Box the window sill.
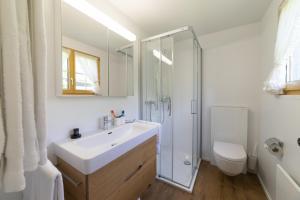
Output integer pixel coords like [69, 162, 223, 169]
[63, 90, 95, 96]
[283, 81, 300, 95]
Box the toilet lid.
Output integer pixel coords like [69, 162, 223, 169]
[214, 141, 246, 161]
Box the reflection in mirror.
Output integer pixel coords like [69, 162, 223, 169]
[121, 46, 134, 96]
[60, 0, 135, 96]
[108, 31, 133, 96]
[62, 47, 100, 95]
[61, 1, 108, 96]
[111, 44, 134, 96]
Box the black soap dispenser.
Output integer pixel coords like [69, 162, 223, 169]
[71, 128, 81, 139]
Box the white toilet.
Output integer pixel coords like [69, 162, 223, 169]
[213, 141, 247, 176]
[211, 106, 248, 176]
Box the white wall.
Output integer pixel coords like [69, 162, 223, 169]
[199, 23, 262, 161]
[258, 0, 300, 199]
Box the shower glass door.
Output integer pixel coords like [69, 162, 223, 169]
[142, 38, 173, 180]
[172, 32, 196, 187]
[159, 37, 174, 180]
[142, 28, 201, 189]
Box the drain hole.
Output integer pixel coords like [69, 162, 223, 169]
[111, 143, 118, 147]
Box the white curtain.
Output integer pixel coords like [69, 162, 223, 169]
[263, 0, 300, 94]
[0, 99, 5, 190]
[75, 52, 101, 94]
[0, 0, 48, 193]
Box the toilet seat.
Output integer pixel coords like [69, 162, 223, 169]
[213, 141, 246, 162]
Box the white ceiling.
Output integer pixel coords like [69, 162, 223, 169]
[107, 0, 272, 36]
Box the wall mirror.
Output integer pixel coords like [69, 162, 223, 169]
[58, 0, 135, 96]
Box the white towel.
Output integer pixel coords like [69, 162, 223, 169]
[23, 160, 64, 200]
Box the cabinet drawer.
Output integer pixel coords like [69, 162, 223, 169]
[88, 136, 157, 200]
[107, 157, 156, 200]
[57, 158, 87, 200]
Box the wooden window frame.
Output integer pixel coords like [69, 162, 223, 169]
[283, 50, 300, 95]
[284, 81, 300, 95]
[62, 47, 101, 95]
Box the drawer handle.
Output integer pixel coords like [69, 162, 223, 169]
[124, 163, 144, 182]
[62, 172, 82, 187]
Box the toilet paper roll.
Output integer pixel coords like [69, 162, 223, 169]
[264, 138, 283, 158]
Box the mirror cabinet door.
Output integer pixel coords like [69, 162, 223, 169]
[108, 30, 134, 97]
[59, 0, 134, 97]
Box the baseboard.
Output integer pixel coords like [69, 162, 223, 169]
[202, 156, 210, 162]
[257, 173, 272, 200]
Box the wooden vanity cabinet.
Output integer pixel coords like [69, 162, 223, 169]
[57, 136, 157, 200]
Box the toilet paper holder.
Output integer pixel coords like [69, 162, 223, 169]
[264, 138, 284, 158]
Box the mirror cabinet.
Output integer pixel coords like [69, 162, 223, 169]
[57, 1, 135, 97]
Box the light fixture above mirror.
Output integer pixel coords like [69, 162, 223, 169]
[63, 0, 137, 42]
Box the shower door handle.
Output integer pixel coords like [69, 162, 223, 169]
[191, 100, 197, 114]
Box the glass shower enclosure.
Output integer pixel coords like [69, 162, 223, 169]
[141, 26, 202, 191]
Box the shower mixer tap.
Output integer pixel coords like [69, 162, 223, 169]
[160, 96, 172, 116]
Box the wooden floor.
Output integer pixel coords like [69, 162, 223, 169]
[142, 161, 267, 200]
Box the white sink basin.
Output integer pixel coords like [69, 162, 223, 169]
[54, 121, 160, 174]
